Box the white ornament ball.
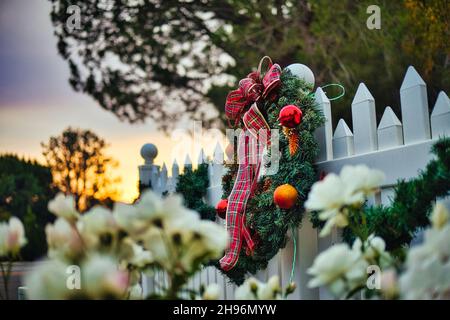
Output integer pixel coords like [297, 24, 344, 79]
[285, 63, 315, 87]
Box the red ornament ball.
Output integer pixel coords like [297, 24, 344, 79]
[216, 199, 228, 219]
[273, 184, 298, 209]
[279, 105, 302, 128]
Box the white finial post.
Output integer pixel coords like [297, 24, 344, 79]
[400, 66, 431, 144]
[351, 83, 378, 154]
[139, 143, 158, 188]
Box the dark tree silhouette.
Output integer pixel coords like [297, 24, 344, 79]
[41, 127, 120, 211]
[49, 0, 448, 130]
[0, 155, 56, 260]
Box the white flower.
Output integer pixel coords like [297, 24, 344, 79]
[258, 275, 282, 300]
[77, 206, 117, 248]
[305, 173, 358, 213]
[306, 165, 384, 237]
[319, 210, 349, 237]
[113, 202, 147, 235]
[399, 255, 450, 299]
[137, 205, 227, 274]
[305, 174, 355, 237]
[114, 191, 196, 238]
[430, 202, 449, 230]
[194, 220, 228, 257]
[308, 243, 368, 298]
[235, 277, 260, 300]
[46, 218, 83, 259]
[0, 217, 27, 257]
[352, 234, 389, 264]
[340, 165, 384, 196]
[235, 276, 283, 300]
[128, 283, 143, 300]
[399, 218, 450, 299]
[129, 242, 153, 268]
[135, 191, 188, 228]
[82, 254, 129, 299]
[48, 193, 79, 222]
[138, 227, 170, 269]
[25, 259, 71, 300]
[202, 283, 220, 300]
[7, 217, 27, 254]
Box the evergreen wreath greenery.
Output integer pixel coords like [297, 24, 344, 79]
[335, 137, 450, 254]
[217, 70, 325, 285]
[176, 163, 216, 221]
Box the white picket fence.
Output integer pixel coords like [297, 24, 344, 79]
[140, 66, 450, 300]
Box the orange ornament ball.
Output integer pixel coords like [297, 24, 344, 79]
[273, 184, 298, 209]
[216, 199, 228, 219]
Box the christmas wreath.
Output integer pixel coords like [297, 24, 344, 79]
[216, 57, 324, 284]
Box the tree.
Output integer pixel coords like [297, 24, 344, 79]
[0, 154, 56, 260]
[175, 163, 216, 221]
[49, 0, 449, 130]
[41, 127, 121, 211]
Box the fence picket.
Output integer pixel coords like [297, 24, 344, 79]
[377, 106, 403, 150]
[351, 83, 378, 154]
[400, 66, 431, 144]
[333, 119, 354, 158]
[431, 91, 450, 138]
[314, 87, 333, 161]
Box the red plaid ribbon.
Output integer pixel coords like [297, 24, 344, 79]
[220, 103, 272, 271]
[220, 56, 280, 271]
[225, 56, 281, 127]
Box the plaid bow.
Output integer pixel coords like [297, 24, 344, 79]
[220, 103, 271, 271]
[225, 56, 281, 127]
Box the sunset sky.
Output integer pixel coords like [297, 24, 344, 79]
[0, 0, 225, 202]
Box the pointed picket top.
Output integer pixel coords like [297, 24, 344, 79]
[378, 107, 402, 129]
[400, 66, 426, 91]
[161, 162, 167, 172]
[315, 86, 330, 104]
[197, 149, 206, 164]
[333, 119, 353, 138]
[172, 159, 179, 178]
[184, 154, 192, 166]
[352, 83, 375, 105]
[431, 91, 450, 117]
[213, 142, 224, 164]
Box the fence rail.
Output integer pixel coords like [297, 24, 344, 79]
[140, 66, 450, 299]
